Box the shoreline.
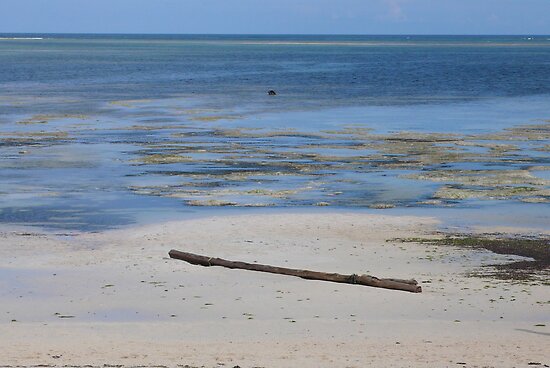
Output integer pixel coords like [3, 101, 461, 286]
[1, 211, 548, 367]
[3, 203, 549, 238]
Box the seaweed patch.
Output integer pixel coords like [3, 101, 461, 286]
[395, 235, 550, 282]
[126, 122, 550, 207]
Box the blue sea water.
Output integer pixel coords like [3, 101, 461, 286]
[1, 34, 550, 113]
[0, 34, 549, 231]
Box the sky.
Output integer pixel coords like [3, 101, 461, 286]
[0, 0, 549, 35]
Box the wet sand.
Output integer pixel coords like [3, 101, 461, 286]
[0, 212, 548, 367]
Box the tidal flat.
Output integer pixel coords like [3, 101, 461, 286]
[0, 96, 549, 231]
[128, 122, 550, 207]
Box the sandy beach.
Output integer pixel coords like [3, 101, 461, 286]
[1, 212, 548, 367]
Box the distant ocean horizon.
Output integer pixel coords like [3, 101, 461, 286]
[2, 32, 550, 35]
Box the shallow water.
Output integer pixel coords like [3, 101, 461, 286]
[0, 34, 549, 231]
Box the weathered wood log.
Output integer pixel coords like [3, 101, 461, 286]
[168, 249, 422, 293]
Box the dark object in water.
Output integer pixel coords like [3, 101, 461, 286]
[168, 249, 422, 293]
[267, 90, 277, 95]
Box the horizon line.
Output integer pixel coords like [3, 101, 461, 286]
[1, 32, 549, 37]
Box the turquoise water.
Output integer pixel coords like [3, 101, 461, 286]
[0, 34, 549, 231]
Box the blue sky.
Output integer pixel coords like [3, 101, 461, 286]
[1, 0, 549, 35]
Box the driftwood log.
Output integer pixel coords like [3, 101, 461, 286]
[169, 250, 422, 293]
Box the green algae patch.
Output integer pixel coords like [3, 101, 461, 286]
[476, 123, 550, 141]
[396, 235, 550, 281]
[128, 183, 305, 206]
[405, 170, 549, 187]
[529, 166, 550, 171]
[369, 203, 396, 209]
[126, 121, 550, 208]
[399, 156, 550, 203]
[7, 131, 71, 138]
[0, 159, 95, 170]
[135, 154, 193, 165]
[380, 131, 462, 143]
[244, 189, 298, 198]
[187, 199, 238, 206]
[433, 185, 546, 201]
[1, 131, 72, 148]
[520, 196, 550, 203]
[416, 199, 445, 206]
[454, 141, 519, 152]
[16, 114, 87, 125]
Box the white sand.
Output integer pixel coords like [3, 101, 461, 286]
[0, 212, 548, 367]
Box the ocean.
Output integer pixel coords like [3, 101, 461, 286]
[0, 34, 549, 231]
